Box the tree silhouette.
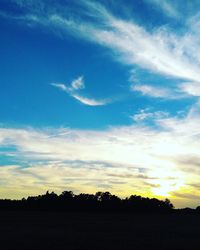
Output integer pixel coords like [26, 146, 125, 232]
[0, 190, 175, 213]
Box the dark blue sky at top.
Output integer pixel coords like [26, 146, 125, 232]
[0, 0, 197, 129]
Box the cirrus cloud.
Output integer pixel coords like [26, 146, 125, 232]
[51, 76, 111, 106]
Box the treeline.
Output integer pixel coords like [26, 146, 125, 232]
[0, 191, 175, 213]
[0, 191, 200, 214]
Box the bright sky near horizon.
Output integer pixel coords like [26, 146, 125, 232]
[1, 0, 200, 208]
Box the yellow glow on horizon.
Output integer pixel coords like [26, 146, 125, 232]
[152, 182, 180, 197]
[147, 167, 185, 197]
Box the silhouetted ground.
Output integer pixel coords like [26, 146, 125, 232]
[0, 211, 199, 250]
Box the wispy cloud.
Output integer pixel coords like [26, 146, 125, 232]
[51, 76, 110, 106]
[179, 82, 200, 97]
[144, 0, 179, 18]
[70, 94, 109, 106]
[51, 83, 68, 92]
[131, 84, 174, 99]
[171, 191, 200, 200]
[91, 19, 200, 85]
[131, 109, 169, 122]
[1, 103, 200, 206]
[71, 76, 85, 90]
[4, 0, 200, 100]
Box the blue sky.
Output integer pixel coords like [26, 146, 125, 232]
[1, 0, 200, 208]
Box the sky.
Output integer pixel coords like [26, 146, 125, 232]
[1, 0, 200, 208]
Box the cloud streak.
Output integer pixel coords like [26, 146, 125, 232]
[53, 12, 200, 83]
[144, 0, 179, 18]
[4, 0, 200, 101]
[179, 82, 200, 97]
[1, 103, 200, 206]
[51, 76, 110, 106]
[131, 109, 169, 122]
[131, 84, 176, 99]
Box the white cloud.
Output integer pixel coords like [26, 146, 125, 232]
[131, 109, 169, 122]
[131, 84, 174, 98]
[71, 76, 85, 90]
[51, 76, 109, 106]
[71, 93, 109, 106]
[43, 3, 200, 99]
[145, 0, 179, 18]
[51, 83, 68, 92]
[5, 1, 200, 84]
[93, 22, 200, 83]
[1, 103, 200, 206]
[0, 162, 127, 198]
[179, 82, 200, 97]
[188, 12, 200, 33]
[3, 1, 200, 99]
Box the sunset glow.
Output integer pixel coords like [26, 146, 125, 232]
[1, 0, 200, 208]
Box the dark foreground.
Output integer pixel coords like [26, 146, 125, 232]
[0, 211, 200, 250]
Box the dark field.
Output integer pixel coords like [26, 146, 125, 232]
[0, 211, 200, 250]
